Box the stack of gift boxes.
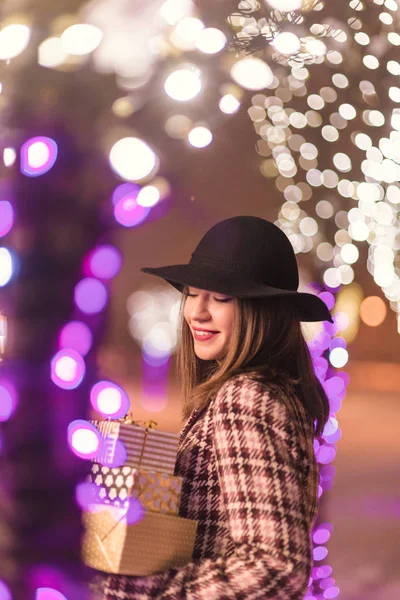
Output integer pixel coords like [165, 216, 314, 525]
[81, 418, 198, 576]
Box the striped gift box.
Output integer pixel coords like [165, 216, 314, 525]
[91, 420, 179, 475]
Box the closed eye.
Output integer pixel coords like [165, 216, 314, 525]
[186, 293, 232, 303]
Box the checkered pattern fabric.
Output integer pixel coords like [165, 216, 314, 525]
[90, 374, 319, 599]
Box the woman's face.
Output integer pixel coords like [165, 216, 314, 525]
[183, 287, 236, 363]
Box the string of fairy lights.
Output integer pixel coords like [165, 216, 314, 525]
[0, 1, 399, 599]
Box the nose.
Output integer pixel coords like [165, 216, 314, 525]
[188, 296, 212, 322]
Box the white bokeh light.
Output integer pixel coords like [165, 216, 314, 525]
[164, 67, 202, 101]
[0, 248, 13, 287]
[55, 356, 78, 382]
[188, 126, 213, 148]
[137, 185, 161, 207]
[170, 17, 204, 51]
[266, 0, 303, 11]
[3, 148, 16, 167]
[219, 94, 241, 114]
[231, 58, 273, 91]
[109, 137, 158, 182]
[97, 387, 123, 415]
[71, 427, 100, 456]
[0, 24, 30, 60]
[273, 32, 301, 55]
[61, 24, 103, 56]
[38, 37, 68, 68]
[195, 27, 226, 54]
[329, 347, 349, 368]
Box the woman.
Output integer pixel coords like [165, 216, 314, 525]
[91, 215, 333, 599]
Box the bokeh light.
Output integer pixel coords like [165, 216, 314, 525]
[0, 580, 12, 600]
[74, 277, 108, 314]
[0, 248, 13, 287]
[50, 349, 86, 390]
[137, 186, 161, 207]
[75, 481, 100, 510]
[360, 295, 387, 326]
[195, 28, 227, 54]
[170, 17, 204, 51]
[61, 24, 103, 56]
[67, 420, 101, 460]
[114, 196, 151, 228]
[3, 148, 16, 167]
[59, 321, 93, 357]
[96, 436, 127, 468]
[219, 94, 241, 114]
[21, 136, 58, 177]
[0, 24, 30, 60]
[90, 380, 130, 418]
[164, 66, 202, 101]
[0, 202, 13, 238]
[125, 496, 146, 525]
[231, 58, 273, 91]
[188, 126, 213, 148]
[109, 137, 158, 182]
[266, 0, 304, 10]
[88, 245, 122, 280]
[0, 381, 17, 422]
[273, 32, 301, 55]
[38, 37, 68, 69]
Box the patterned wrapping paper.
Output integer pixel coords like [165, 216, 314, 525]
[88, 464, 183, 516]
[90, 419, 179, 475]
[82, 506, 198, 576]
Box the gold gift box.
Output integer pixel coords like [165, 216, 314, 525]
[82, 505, 198, 576]
[89, 464, 182, 516]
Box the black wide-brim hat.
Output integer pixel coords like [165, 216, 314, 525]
[141, 216, 334, 323]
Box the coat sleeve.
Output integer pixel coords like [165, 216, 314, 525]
[94, 379, 314, 600]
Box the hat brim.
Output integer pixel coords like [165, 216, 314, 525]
[140, 265, 334, 323]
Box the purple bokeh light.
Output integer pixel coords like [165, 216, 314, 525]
[114, 196, 151, 228]
[59, 321, 93, 356]
[316, 565, 333, 579]
[0, 202, 14, 238]
[90, 380, 130, 419]
[313, 528, 331, 545]
[323, 587, 340, 599]
[316, 445, 337, 465]
[329, 337, 346, 351]
[318, 291, 335, 311]
[112, 182, 140, 206]
[75, 481, 100, 510]
[324, 428, 342, 444]
[126, 497, 146, 525]
[67, 419, 101, 460]
[323, 417, 338, 437]
[313, 546, 328, 561]
[0, 380, 17, 422]
[0, 580, 12, 600]
[50, 349, 85, 390]
[323, 376, 345, 398]
[87, 245, 122, 280]
[328, 396, 342, 413]
[21, 136, 58, 177]
[74, 277, 108, 315]
[320, 577, 335, 590]
[35, 589, 67, 600]
[97, 437, 127, 468]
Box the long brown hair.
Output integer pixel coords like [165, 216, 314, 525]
[176, 286, 330, 438]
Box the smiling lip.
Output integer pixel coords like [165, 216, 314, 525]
[192, 329, 219, 342]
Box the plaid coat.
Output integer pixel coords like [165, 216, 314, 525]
[91, 374, 319, 599]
